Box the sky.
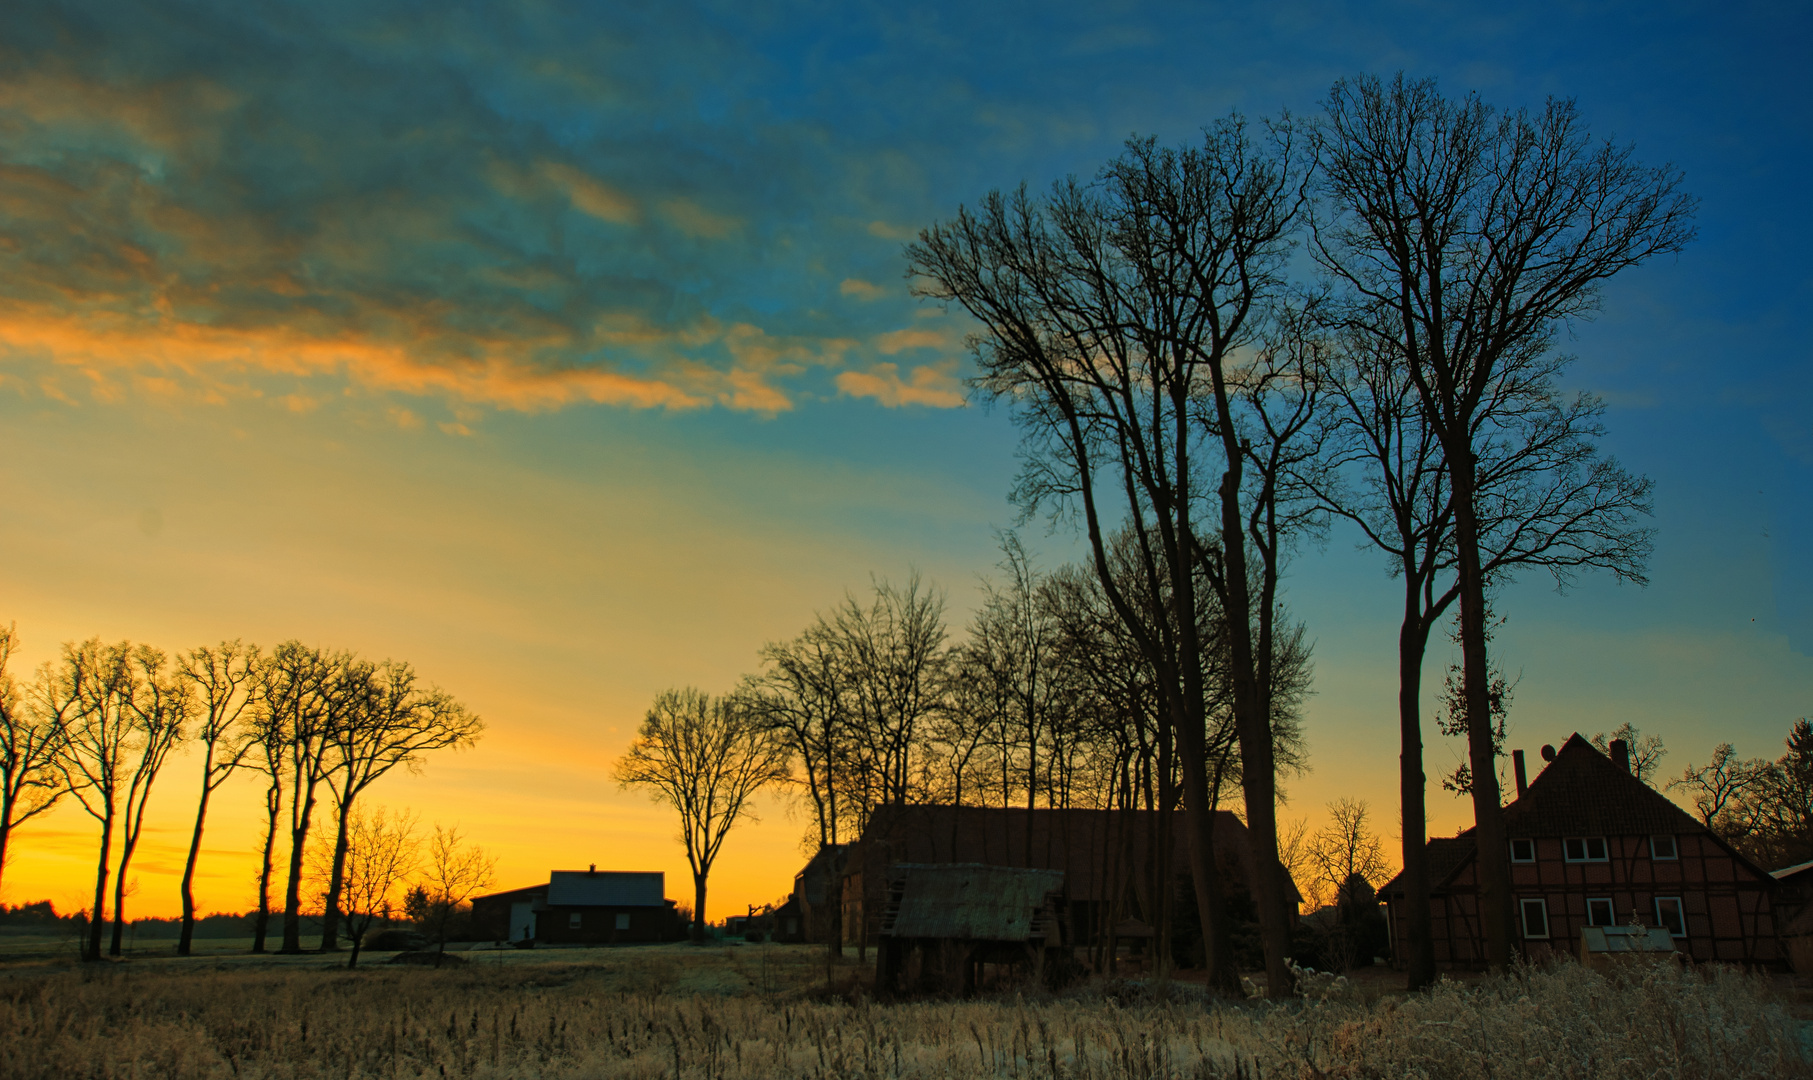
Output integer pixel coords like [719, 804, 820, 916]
[0, 0, 1808, 925]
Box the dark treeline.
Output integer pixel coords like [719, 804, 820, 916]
[1676, 720, 1813, 872]
[0, 626, 482, 961]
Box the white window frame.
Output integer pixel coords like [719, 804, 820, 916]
[1509, 838, 1536, 863]
[1519, 898, 1550, 939]
[1563, 836, 1609, 863]
[1654, 896, 1686, 938]
[1586, 897, 1616, 928]
[1649, 835, 1679, 861]
[568, 912, 582, 930]
[614, 912, 631, 930]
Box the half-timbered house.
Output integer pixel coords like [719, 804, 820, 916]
[1380, 733, 1783, 969]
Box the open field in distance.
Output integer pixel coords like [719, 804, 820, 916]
[2, 942, 1810, 1079]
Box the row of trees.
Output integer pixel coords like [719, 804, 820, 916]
[906, 71, 1689, 994]
[0, 626, 482, 960]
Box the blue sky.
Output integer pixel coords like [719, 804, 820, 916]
[0, 0, 1807, 915]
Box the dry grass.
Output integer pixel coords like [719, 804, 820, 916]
[0, 944, 1805, 1079]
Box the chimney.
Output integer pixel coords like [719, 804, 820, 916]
[1610, 738, 1630, 774]
[1512, 749, 1528, 797]
[589, 863, 596, 875]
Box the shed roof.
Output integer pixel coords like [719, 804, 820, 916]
[882, 863, 1064, 941]
[547, 870, 665, 907]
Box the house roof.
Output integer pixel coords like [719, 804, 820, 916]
[882, 864, 1065, 941]
[854, 805, 1300, 905]
[546, 870, 666, 907]
[1501, 734, 1704, 838]
[1381, 734, 1774, 899]
[1771, 858, 1813, 884]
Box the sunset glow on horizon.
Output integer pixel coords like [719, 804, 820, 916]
[1, 0, 1808, 930]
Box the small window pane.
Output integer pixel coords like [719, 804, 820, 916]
[1587, 898, 1615, 927]
[1655, 897, 1686, 937]
[1564, 838, 1585, 861]
[1509, 838, 1536, 863]
[1564, 837, 1608, 862]
[1650, 835, 1678, 860]
[1520, 898, 1550, 939]
[568, 913, 582, 929]
[1584, 837, 1607, 860]
[615, 913, 630, 930]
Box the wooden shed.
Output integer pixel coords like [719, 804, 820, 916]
[874, 863, 1066, 996]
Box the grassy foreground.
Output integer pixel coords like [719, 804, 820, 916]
[0, 944, 1806, 1079]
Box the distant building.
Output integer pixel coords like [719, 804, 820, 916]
[1380, 734, 1784, 969]
[471, 867, 686, 945]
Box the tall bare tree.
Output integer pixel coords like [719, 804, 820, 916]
[319, 662, 481, 950]
[615, 687, 791, 943]
[1672, 743, 1767, 829]
[834, 575, 947, 819]
[46, 640, 137, 961]
[247, 671, 287, 954]
[1314, 73, 1694, 969]
[1306, 314, 1653, 986]
[909, 119, 1308, 995]
[265, 643, 355, 954]
[106, 646, 190, 956]
[0, 625, 65, 897]
[174, 641, 260, 956]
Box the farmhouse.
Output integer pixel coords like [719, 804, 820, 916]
[831, 805, 1297, 962]
[1380, 734, 1783, 969]
[470, 867, 685, 945]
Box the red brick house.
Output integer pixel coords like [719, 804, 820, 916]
[1380, 734, 1783, 969]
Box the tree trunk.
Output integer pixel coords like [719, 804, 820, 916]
[692, 873, 708, 945]
[1452, 453, 1513, 970]
[0, 803, 12, 901]
[1397, 614, 1437, 990]
[252, 781, 280, 954]
[319, 796, 355, 951]
[109, 832, 136, 956]
[280, 788, 316, 953]
[86, 811, 113, 962]
[1176, 717, 1237, 992]
[178, 776, 214, 957]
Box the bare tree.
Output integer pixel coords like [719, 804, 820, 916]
[319, 662, 481, 950]
[407, 823, 494, 967]
[46, 640, 136, 961]
[615, 687, 791, 943]
[0, 625, 65, 897]
[247, 670, 287, 954]
[909, 120, 1309, 995]
[1315, 72, 1693, 969]
[1306, 315, 1652, 987]
[174, 641, 260, 956]
[1672, 743, 1767, 828]
[1592, 723, 1667, 786]
[265, 643, 358, 954]
[319, 806, 418, 969]
[834, 574, 947, 819]
[1306, 799, 1394, 911]
[106, 646, 191, 956]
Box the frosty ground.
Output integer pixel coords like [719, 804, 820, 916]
[1, 940, 1809, 1079]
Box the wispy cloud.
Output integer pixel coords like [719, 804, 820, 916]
[835, 361, 965, 408]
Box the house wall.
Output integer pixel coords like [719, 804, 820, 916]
[1390, 832, 1780, 968]
[535, 904, 673, 945]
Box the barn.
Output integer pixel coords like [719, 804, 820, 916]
[1380, 734, 1783, 969]
[470, 868, 686, 945]
[832, 805, 1296, 967]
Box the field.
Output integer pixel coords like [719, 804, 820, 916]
[1, 939, 1809, 1079]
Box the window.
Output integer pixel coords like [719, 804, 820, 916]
[615, 913, 630, 930]
[568, 913, 582, 929]
[1509, 838, 1536, 863]
[1563, 837, 1608, 862]
[1655, 897, 1686, 938]
[1519, 898, 1550, 939]
[1650, 835, 1678, 860]
[1587, 898, 1616, 927]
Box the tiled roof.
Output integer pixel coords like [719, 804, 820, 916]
[546, 870, 666, 907]
[1502, 733, 1704, 838]
[1379, 835, 1474, 898]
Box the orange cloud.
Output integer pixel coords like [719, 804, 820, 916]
[531, 161, 640, 225]
[659, 197, 739, 239]
[840, 278, 886, 301]
[834, 361, 965, 408]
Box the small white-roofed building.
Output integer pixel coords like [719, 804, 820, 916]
[471, 866, 685, 945]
